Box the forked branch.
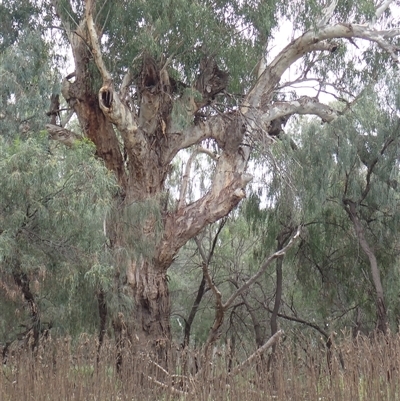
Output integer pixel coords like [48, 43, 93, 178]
[85, 0, 138, 141]
[247, 2, 400, 111]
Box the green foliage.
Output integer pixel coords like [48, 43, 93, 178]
[119, 196, 164, 261]
[0, 30, 56, 138]
[268, 79, 400, 332]
[76, 0, 287, 94]
[0, 134, 117, 340]
[0, 0, 40, 51]
[1, 0, 400, 349]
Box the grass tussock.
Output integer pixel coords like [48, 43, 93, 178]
[1, 332, 400, 401]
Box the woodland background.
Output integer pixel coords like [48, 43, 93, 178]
[1, 0, 400, 399]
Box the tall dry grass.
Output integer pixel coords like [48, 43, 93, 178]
[1, 332, 399, 401]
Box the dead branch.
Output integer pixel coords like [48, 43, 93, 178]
[223, 226, 301, 310]
[178, 148, 200, 210]
[229, 330, 284, 377]
[146, 375, 189, 397]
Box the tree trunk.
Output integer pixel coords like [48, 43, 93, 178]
[270, 229, 293, 338]
[12, 262, 40, 353]
[270, 256, 283, 338]
[133, 260, 171, 351]
[267, 228, 294, 378]
[96, 288, 107, 364]
[183, 273, 206, 348]
[53, 3, 251, 350]
[344, 200, 387, 333]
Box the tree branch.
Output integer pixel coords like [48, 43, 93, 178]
[178, 147, 219, 210]
[200, 227, 300, 355]
[178, 149, 199, 210]
[246, 21, 400, 110]
[265, 307, 329, 339]
[375, 0, 395, 21]
[166, 114, 228, 160]
[46, 124, 82, 147]
[85, 0, 139, 158]
[317, 0, 338, 27]
[359, 133, 396, 202]
[85, 0, 111, 84]
[223, 227, 301, 310]
[203, 262, 224, 354]
[342, 200, 387, 332]
[261, 96, 338, 126]
[228, 330, 284, 376]
[159, 148, 252, 266]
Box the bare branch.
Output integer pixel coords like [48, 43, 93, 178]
[223, 227, 301, 310]
[262, 97, 338, 125]
[229, 330, 284, 376]
[167, 115, 227, 155]
[257, 53, 267, 79]
[182, 221, 227, 348]
[120, 51, 143, 100]
[203, 262, 224, 354]
[264, 307, 329, 339]
[198, 228, 299, 355]
[60, 109, 75, 128]
[375, 0, 395, 21]
[178, 146, 220, 209]
[119, 70, 134, 101]
[317, 0, 338, 27]
[246, 22, 400, 110]
[146, 375, 188, 397]
[198, 147, 219, 161]
[178, 148, 200, 210]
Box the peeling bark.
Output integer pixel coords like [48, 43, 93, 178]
[133, 260, 172, 348]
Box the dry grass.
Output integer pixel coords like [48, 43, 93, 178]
[2, 332, 400, 401]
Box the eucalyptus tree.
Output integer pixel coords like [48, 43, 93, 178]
[9, 0, 400, 348]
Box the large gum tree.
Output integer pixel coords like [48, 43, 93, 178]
[42, 0, 400, 348]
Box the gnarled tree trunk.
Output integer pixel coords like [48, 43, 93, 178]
[51, 10, 249, 351]
[48, 0, 399, 351]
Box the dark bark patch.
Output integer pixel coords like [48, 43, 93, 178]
[195, 56, 229, 103]
[101, 88, 113, 109]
